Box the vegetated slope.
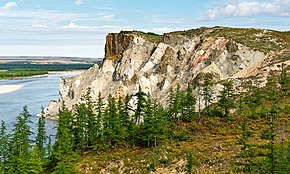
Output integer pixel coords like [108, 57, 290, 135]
[74, 76, 290, 174]
[45, 26, 290, 119]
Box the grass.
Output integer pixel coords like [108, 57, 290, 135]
[120, 27, 290, 53]
[168, 26, 290, 53]
[120, 30, 164, 44]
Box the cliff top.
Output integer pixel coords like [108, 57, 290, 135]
[114, 27, 290, 53]
[118, 30, 164, 43]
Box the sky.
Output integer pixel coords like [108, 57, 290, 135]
[0, 0, 290, 58]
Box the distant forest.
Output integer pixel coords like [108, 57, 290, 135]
[0, 62, 94, 79]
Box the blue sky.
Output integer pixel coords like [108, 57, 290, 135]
[0, 0, 290, 58]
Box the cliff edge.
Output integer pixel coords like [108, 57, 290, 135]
[44, 27, 290, 119]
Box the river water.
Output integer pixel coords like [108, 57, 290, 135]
[0, 73, 76, 135]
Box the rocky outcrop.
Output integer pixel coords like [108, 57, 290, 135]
[44, 27, 290, 119]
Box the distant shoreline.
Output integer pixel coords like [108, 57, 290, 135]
[0, 70, 84, 81]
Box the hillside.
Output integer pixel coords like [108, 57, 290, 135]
[45, 26, 290, 119]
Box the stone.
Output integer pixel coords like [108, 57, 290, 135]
[44, 27, 289, 118]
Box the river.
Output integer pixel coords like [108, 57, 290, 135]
[0, 73, 77, 135]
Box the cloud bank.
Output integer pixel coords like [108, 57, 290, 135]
[3, 2, 17, 9]
[206, 0, 290, 20]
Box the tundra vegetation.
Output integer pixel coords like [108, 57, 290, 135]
[0, 65, 290, 174]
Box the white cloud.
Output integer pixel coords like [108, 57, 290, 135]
[152, 27, 188, 34]
[60, 22, 131, 31]
[205, 0, 290, 20]
[75, 0, 82, 5]
[62, 22, 80, 29]
[3, 2, 17, 9]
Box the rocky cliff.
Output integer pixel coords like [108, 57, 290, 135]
[44, 27, 290, 119]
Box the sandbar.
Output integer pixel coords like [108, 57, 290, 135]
[0, 85, 24, 94]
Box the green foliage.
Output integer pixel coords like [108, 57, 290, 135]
[139, 95, 168, 147]
[168, 85, 182, 121]
[102, 94, 126, 147]
[27, 145, 45, 174]
[36, 108, 47, 157]
[0, 121, 9, 173]
[217, 80, 236, 119]
[8, 106, 33, 173]
[201, 73, 213, 116]
[279, 63, 290, 97]
[134, 86, 147, 125]
[51, 105, 76, 172]
[181, 84, 196, 122]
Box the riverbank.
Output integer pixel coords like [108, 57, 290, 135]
[0, 84, 24, 94]
[0, 70, 84, 80]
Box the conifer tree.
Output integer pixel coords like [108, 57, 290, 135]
[47, 134, 52, 157]
[235, 117, 255, 173]
[217, 80, 235, 119]
[182, 84, 196, 122]
[168, 85, 182, 121]
[36, 108, 46, 158]
[84, 88, 96, 147]
[259, 77, 280, 173]
[27, 145, 44, 174]
[0, 121, 9, 173]
[134, 86, 147, 125]
[117, 96, 133, 144]
[8, 106, 33, 173]
[52, 105, 76, 173]
[202, 73, 213, 116]
[102, 94, 124, 147]
[141, 94, 167, 147]
[167, 88, 177, 140]
[94, 91, 105, 146]
[242, 81, 262, 119]
[279, 63, 290, 97]
[73, 103, 89, 149]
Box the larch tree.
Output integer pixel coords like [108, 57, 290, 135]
[217, 80, 235, 119]
[202, 73, 213, 116]
[52, 105, 76, 173]
[0, 121, 9, 173]
[182, 84, 196, 122]
[8, 106, 33, 173]
[36, 107, 47, 158]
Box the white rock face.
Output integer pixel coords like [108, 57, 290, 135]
[45, 29, 287, 119]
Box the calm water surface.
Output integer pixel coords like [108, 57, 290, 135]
[0, 73, 75, 134]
